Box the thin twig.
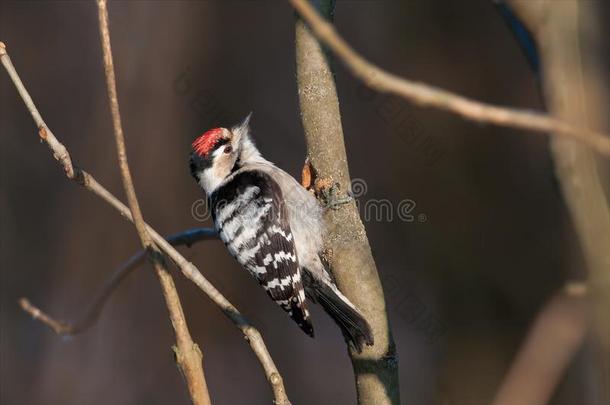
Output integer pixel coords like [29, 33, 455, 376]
[289, 0, 610, 157]
[1, 39, 290, 405]
[19, 228, 216, 336]
[97, 0, 151, 246]
[96, 1, 211, 403]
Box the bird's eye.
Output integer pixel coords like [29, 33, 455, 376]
[224, 145, 233, 154]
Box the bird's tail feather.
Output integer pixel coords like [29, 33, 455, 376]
[313, 282, 374, 352]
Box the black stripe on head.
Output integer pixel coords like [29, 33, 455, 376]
[189, 152, 211, 180]
[208, 138, 230, 154]
[189, 138, 230, 180]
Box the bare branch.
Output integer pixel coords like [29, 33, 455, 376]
[96, 1, 211, 403]
[96, 0, 152, 247]
[1, 39, 290, 405]
[19, 228, 216, 336]
[492, 283, 589, 405]
[288, 0, 610, 157]
[18, 298, 71, 335]
[0, 41, 75, 178]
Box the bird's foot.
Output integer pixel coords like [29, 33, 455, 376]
[317, 179, 353, 210]
[301, 158, 353, 210]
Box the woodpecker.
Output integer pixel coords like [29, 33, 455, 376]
[189, 114, 374, 352]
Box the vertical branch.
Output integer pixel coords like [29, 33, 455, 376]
[95, 1, 211, 404]
[96, 0, 149, 245]
[507, 1, 610, 403]
[295, 2, 400, 404]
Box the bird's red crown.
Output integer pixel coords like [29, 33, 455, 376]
[192, 128, 224, 157]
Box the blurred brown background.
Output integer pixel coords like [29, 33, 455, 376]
[1, 1, 608, 404]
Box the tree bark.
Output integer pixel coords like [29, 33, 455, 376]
[295, 2, 400, 404]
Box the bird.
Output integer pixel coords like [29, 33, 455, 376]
[189, 114, 374, 352]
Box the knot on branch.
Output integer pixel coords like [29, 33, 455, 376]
[242, 325, 258, 342]
[38, 126, 48, 141]
[172, 345, 182, 362]
[171, 345, 188, 377]
[269, 372, 282, 386]
[193, 343, 203, 360]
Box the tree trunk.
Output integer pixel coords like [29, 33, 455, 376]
[295, 2, 400, 404]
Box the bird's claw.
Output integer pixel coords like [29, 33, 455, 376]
[318, 180, 353, 210]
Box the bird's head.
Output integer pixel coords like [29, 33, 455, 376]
[189, 113, 259, 194]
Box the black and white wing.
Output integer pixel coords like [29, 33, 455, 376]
[211, 170, 313, 336]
